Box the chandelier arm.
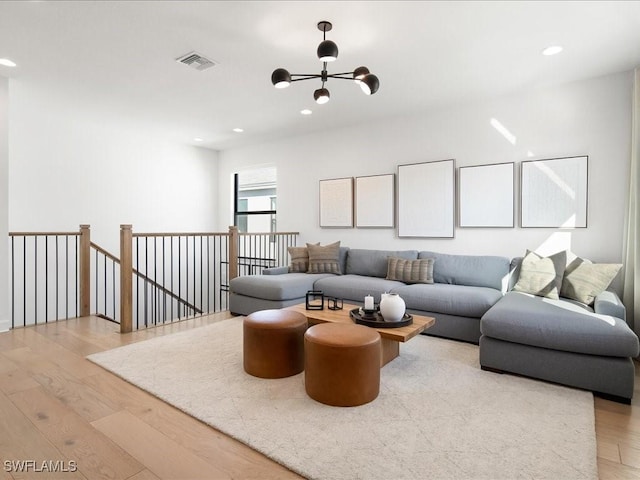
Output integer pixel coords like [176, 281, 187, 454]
[326, 72, 356, 77]
[289, 75, 323, 82]
[325, 74, 360, 81]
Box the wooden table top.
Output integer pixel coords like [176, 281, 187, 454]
[286, 303, 435, 343]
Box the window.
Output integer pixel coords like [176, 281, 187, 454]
[234, 167, 277, 234]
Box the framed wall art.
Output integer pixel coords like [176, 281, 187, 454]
[397, 159, 455, 238]
[319, 177, 354, 228]
[521, 156, 588, 228]
[355, 174, 395, 228]
[458, 162, 515, 228]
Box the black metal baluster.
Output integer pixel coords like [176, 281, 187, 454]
[104, 249, 108, 317]
[178, 236, 182, 319]
[162, 236, 166, 324]
[65, 235, 69, 320]
[45, 236, 49, 322]
[136, 237, 140, 330]
[23, 236, 26, 326]
[55, 236, 59, 321]
[154, 237, 157, 325]
[112, 258, 116, 321]
[206, 236, 210, 313]
[144, 236, 148, 327]
[34, 236, 38, 324]
[75, 235, 78, 318]
[11, 236, 15, 328]
[193, 235, 197, 315]
[200, 235, 203, 314]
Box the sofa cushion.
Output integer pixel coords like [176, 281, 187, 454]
[288, 243, 318, 273]
[561, 256, 622, 306]
[512, 250, 566, 300]
[346, 249, 418, 277]
[230, 273, 333, 301]
[481, 291, 640, 357]
[418, 251, 510, 291]
[392, 283, 503, 318]
[313, 275, 407, 304]
[386, 257, 434, 284]
[307, 242, 342, 274]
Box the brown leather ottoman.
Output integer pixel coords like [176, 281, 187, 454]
[304, 323, 381, 406]
[243, 309, 308, 378]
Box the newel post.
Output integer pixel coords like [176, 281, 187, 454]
[120, 224, 133, 333]
[79, 224, 91, 317]
[228, 225, 239, 281]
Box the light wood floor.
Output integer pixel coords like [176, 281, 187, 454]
[0, 314, 639, 480]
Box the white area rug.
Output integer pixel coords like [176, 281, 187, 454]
[88, 318, 597, 480]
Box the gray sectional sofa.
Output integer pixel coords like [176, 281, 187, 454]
[229, 247, 639, 402]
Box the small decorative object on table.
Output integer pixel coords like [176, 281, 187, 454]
[326, 297, 343, 310]
[306, 290, 324, 310]
[363, 294, 375, 313]
[350, 308, 413, 328]
[379, 293, 406, 322]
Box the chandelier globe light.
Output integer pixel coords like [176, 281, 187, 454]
[271, 20, 380, 105]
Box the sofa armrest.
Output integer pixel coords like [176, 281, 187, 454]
[262, 266, 290, 275]
[594, 290, 626, 321]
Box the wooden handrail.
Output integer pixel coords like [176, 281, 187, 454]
[90, 241, 120, 262]
[132, 232, 231, 238]
[8, 231, 81, 237]
[238, 231, 300, 236]
[128, 231, 299, 237]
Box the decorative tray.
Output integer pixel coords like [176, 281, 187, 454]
[349, 308, 413, 328]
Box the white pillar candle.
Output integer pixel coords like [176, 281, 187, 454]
[364, 295, 374, 310]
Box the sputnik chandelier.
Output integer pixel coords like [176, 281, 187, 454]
[271, 21, 380, 104]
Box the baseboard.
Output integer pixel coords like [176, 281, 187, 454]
[0, 318, 10, 333]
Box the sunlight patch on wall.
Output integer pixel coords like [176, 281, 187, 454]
[533, 232, 573, 256]
[490, 118, 517, 145]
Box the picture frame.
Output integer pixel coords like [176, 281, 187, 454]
[355, 174, 395, 228]
[397, 159, 455, 238]
[520, 156, 588, 228]
[458, 162, 515, 228]
[319, 177, 354, 228]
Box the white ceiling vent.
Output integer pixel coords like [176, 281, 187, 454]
[176, 51, 217, 71]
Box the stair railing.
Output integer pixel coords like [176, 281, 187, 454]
[8, 224, 298, 331]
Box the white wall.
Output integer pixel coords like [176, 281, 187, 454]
[0, 76, 8, 332]
[218, 71, 632, 265]
[8, 80, 219, 254]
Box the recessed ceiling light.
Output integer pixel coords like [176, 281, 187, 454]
[300, 109, 313, 115]
[233, 128, 244, 133]
[194, 137, 204, 142]
[542, 46, 563, 56]
[0, 58, 17, 67]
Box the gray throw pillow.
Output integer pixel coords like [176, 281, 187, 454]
[307, 241, 342, 274]
[512, 250, 566, 299]
[561, 256, 622, 305]
[386, 257, 434, 284]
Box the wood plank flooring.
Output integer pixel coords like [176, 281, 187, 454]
[0, 314, 638, 479]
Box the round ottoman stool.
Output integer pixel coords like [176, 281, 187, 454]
[243, 309, 308, 378]
[304, 323, 381, 406]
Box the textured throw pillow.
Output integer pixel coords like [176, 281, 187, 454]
[512, 250, 567, 299]
[287, 243, 319, 273]
[307, 241, 342, 274]
[561, 256, 622, 305]
[386, 257, 434, 284]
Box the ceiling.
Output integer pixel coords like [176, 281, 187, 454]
[1, 1, 640, 151]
